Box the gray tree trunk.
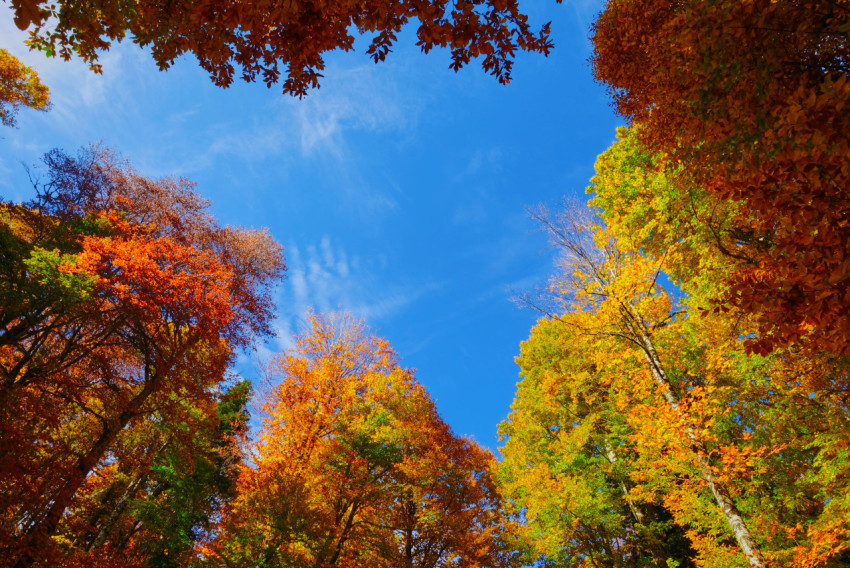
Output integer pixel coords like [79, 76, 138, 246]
[622, 311, 764, 568]
[602, 439, 669, 568]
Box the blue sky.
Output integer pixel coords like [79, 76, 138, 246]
[0, 1, 621, 451]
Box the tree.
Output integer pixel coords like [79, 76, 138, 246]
[585, 129, 850, 566]
[527, 208, 766, 567]
[586, 126, 756, 305]
[201, 313, 517, 568]
[498, 314, 696, 568]
[591, 0, 850, 355]
[0, 146, 285, 566]
[510, 201, 850, 566]
[53, 379, 252, 568]
[0, 47, 50, 126]
[8, 0, 555, 97]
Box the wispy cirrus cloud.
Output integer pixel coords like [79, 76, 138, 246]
[1, 20, 424, 197]
[259, 235, 439, 356]
[195, 61, 426, 216]
[204, 62, 422, 162]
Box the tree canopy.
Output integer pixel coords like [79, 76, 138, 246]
[3, 1, 850, 567]
[201, 313, 517, 568]
[0, 48, 49, 126]
[591, 0, 850, 356]
[0, 146, 285, 567]
[9, 0, 556, 96]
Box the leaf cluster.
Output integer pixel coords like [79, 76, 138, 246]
[9, 0, 555, 97]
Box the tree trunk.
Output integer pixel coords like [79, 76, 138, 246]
[87, 469, 147, 551]
[327, 500, 359, 566]
[623, 311, 764, 568]
[601, 439, 646, 524]
[602, 439, 669, 568]
[404, 499, 416, 567]
[13, 373, 161, 568]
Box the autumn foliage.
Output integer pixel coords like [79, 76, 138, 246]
[0, 147, 284, 566]
[591, 0, 850, 356]
[202, 314, 516, 568]
[0, 144, 518, 567]
[500, 10, 850, 553]
[499, 205, 850, 567]
[3, 0, 850, 567]
[0, 47, 49, 126]
[9, 0, 555, 96]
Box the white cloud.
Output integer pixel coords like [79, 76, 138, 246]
[193, 62, 424, 217]
[291, 63, 415, 158]
[203, 62, 421, 165]
[267, 235, 439, 353]
[453, 147, 504, 183]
